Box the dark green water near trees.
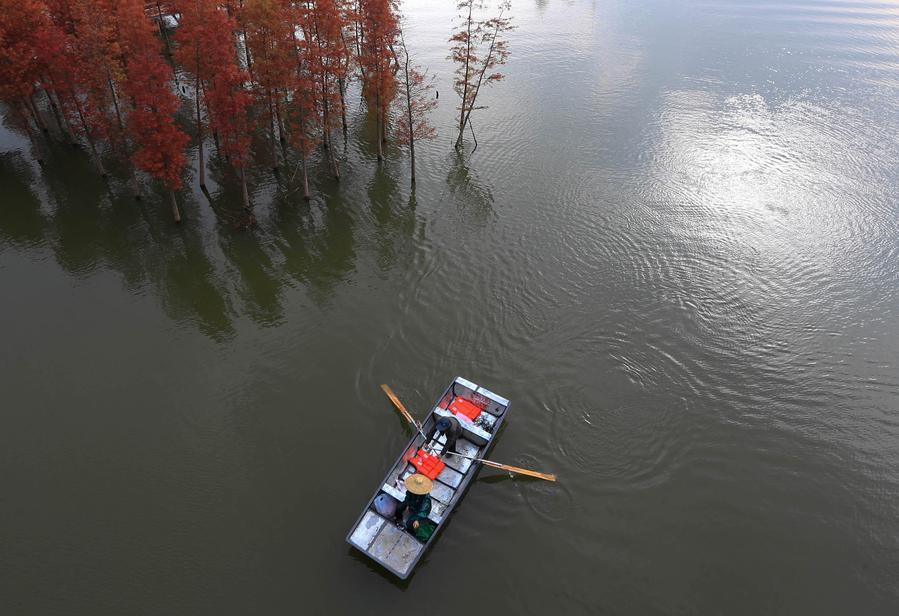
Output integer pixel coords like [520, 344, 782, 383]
[3, 0, 899, 613]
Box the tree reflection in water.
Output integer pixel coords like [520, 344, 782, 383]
[369, 164, 423, 274]
[446, 153, 494, 223]
[0, 101, 437, 339]
[0, 153, 48, 249]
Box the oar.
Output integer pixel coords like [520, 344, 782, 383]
[380, 384, 558, 482]
[380, 384, 426, 438]
[442, 450, 557, 482]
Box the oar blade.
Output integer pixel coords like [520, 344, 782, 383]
[380, 383, 416, 426]
[481, 460, 557, 482]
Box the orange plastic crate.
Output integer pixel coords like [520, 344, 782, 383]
[449, 396, 483, 421]
[409, 449, 445, 480]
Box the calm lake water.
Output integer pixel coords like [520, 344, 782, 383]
[2, 0, 899, 613]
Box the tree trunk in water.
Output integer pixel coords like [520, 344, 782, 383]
[170, 190, 181, 223]
[338, 78, 348, 136]
[238, 0, 253, 80]
[43, 88, 66, 137]
[267, 92, 278, 171]
[457, 18, 502, 152]
[156, 2, 173, 58]
[402, 46, 415, 187]
[456, 2, 474, 149]
[240, 167, 251, 210]
[322, 96, 339, 180]
[54, 91, 79, 146]
[410, 139, 416, 187]
[196, 72, 206, 189]
[301, 154, 310, 200]
[87, 137, 106, 176]
[330, 142, 340, 180]
[29, 95, 47, 133]
[376, 92, 384, 162]
[242, 29, 255, 84]
[322, 89, 331, 151]
[275, 96, 287, 148]
[129, 171, 141, 199]
[108, 76, 126, 132]
[455, 116, 466, 150]
[43, 74, 77, 144]
[66, 80, 106, 176]
[26, 96, 47, 134]
[377, 118, 384, 162]
[107, 76, 140, 198]
[198, 81, 220, 160]
[84, 131, 106, 176]
[18, 103, 44, 164]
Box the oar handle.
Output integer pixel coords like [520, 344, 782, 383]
[443, 451, 557, 482]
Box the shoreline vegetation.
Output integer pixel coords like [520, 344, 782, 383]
[0, 0, 512, 225]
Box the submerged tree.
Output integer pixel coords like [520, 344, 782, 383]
[0, 0, 59, 164]
[119, 0, 188, 221]
[299, 0, 348, 180]
[449, 0, 512, 150]
[174, 0, 216, 191]
[242, 0, 296, 172]
[77, 0, 148, 190]
[394, 27, 436, 187]
[206, 58, 253, 209]
[357, 0, 399, 162]
[0, 0, 452, 210]
[286, 11, 320, 201]
[175, 0, 253, 201]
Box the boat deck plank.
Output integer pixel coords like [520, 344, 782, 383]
[384, 532, 423, 576]
[369, 523, 404, 561]
[429, 481, 454, 505]
[349, 510, 387, 551]
[437, 464, 464, 489]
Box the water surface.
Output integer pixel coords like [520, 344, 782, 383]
[2, 0, 899, 613]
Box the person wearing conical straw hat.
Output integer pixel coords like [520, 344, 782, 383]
[394, 474, 433, 535]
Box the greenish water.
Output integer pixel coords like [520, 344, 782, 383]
[2, 0, 899, 613]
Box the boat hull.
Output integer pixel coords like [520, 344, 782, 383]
[346, 377, 511, 579]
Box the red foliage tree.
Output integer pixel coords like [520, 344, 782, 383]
[357, 0, 398, 162]
[39, 0, 120, 175]
[394, 27, 437, 186]
[190, 2, 256, 208]
[76, 0, 146, 188]
[0, 0, 60, 163]
[242, 0, 297, 171]
[37, 0, 83, 146]
[119, 0, 189, 221]
[1, 0, 437, 210]
[299, 0, 348, 179]
[449, 0, 512, 150]
[174, 0, 216, 190]
[286, 17, 320, 200]
[175, 0, 252, 194]
[205, 54, 254, 208]
[335, 0, 356, 135]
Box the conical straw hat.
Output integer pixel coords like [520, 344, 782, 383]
[404, 473, 433, 495]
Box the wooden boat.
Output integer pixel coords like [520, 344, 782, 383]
[346, 377, 510, 579]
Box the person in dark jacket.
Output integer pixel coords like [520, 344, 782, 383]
[426, 415, 463, 454]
